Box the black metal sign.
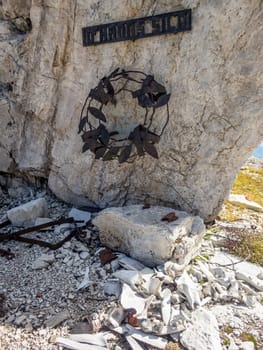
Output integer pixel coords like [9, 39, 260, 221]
[82, 9, 191, 47]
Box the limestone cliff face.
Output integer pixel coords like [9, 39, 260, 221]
[0, 0, 262, 221]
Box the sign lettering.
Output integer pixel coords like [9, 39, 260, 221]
[82, 9, 191, 46]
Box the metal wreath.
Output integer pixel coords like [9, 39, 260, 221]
[78, 68, 170, 163]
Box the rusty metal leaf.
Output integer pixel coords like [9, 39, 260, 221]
[99, 248, 117, 265]
[103, 77, 114, 96]
[155, 93, 171, 108]
[132, 89, 144, 98]
[134, 140, 145, 156]
[138, 94, 154, 108]
[95, 146, 107, 159]
[84, 138, 101, 151]
[132, 126, 145, 156]
[144, 142, 158, 159]
[119, 144, 132, 163]
[88, 107, 106, 122]
[82, 143, 90, 153]
[99, 126, 110, 145]
[78, 117, 88, 134]
[81, 128, 100, 142]
[142, 75, 154, 89]
[161, 212, 178, 222]
[146, 80, 166, 94]
[139, 125, 147, 141]
[146, 131, 160, 143]
[128, 130, 135, 141]
[89, 85, 110, 105]
[127, 313, 139, 327]
[103, 147, 120, 161]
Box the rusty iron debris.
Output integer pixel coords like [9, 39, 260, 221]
[0, 247, 15, 259]
[0, 216, 91, 250]
[161, 212, 178, 222]
[0, 292, 6, 317]
[99, 248, 118, 265]
[78, 68, 170, 163]
[0, 219, 11, 229]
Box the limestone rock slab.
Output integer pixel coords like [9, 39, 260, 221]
[180, 308, 222, 350]
[228, 194, 263, 212]
[68, 208, 91, 225]
[93, 205, 205, 267]
[7, 197, 48, 226]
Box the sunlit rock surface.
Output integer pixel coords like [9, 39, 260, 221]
[0, 0, 262, 221]
[93, 205, 205, 267]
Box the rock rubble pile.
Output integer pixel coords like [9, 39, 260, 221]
[0, 189, 263, 350]
[58, 206, 263, 350]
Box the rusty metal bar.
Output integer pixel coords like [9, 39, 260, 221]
[0, 219, 11, 229]
[0, 216, 81, 242]
[12, 228, 82, 250]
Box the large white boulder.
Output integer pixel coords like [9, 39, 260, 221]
[93, 205, 205, 267]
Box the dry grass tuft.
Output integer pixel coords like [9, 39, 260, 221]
[223, 227, 263, 266]
[165, 342, 183, 350]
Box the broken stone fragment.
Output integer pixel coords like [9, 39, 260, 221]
[34, 217, 53, 228]
[93, 205, 205, 267]
[125, 335, 145, 350]
[108, 305, 125, 328]
[7, 198, 48, 226]
[56, 336, 106, 349]
[240, 341, 255, 350]
[228, 194, 263, 212]
[160, 288, 171, 325]
[79, 251, 89, 260]
[180, 308, 222, 350]
[125, 325, 168, 349]
[32, 253, 55, 270]
[176, 272, 201, 310]
[235, 272, 263, 292]
[103, 279, 122, 298]
[113, 269, 143, 291]
[69, 333, 107, 347]
[68, 208, 91, 225]
[45, 310, 70, 328]
[120, 283, 145, 314]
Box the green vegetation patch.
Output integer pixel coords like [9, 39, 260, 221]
[232, 168, 263, 206]
[218, 166, 263, 265]
[219, 202, 239, 222]
[240, 332, 259, 350]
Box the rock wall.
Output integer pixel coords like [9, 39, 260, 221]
[0, 0, 262, 221]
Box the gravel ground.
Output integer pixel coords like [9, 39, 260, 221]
[0, 184, 123, 350]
